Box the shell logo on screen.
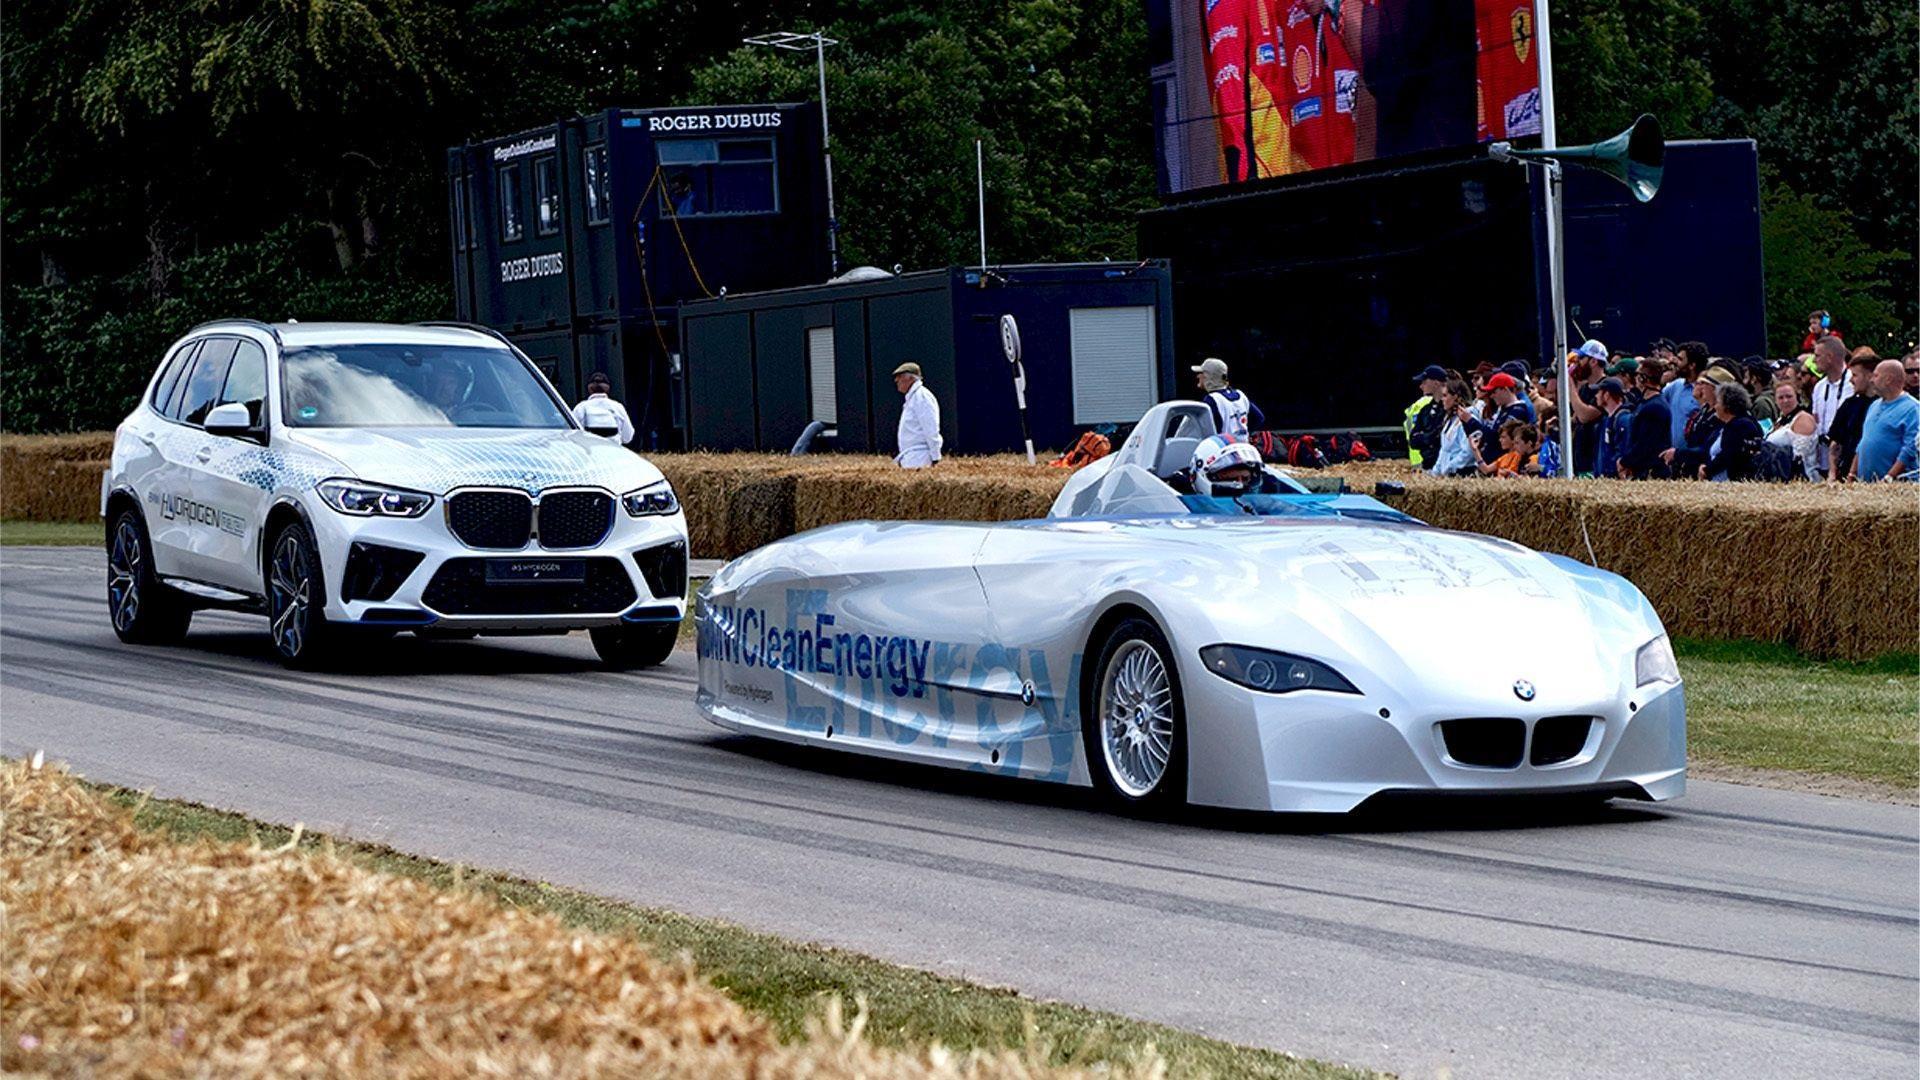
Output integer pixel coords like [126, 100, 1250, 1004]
[1291, 44, 1312, 90]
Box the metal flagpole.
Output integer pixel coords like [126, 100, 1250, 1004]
[1533, 0, 1574, 474]
[976, 139, 988, 271]
[744, 31, 841, 276]
[815, 34, 839, 277]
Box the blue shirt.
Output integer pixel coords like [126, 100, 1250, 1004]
[1662, 379, 1698, 446]
[1855, 394, 1920, 481]
[1430, 418, 1477, 476]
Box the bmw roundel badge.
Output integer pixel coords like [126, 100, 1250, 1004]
[1513, 679, 1536, 702]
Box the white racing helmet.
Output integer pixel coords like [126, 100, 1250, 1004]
[1190, 434, 1265, 497]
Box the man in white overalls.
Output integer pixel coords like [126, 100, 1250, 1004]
[1192, 357, 1264, 441]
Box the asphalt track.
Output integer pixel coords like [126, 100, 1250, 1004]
[3, 544, 1915, 1079]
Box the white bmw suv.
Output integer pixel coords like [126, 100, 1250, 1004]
[103, 320, 689, 669]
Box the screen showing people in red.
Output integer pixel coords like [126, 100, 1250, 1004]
[1153, 0, 1541, 192]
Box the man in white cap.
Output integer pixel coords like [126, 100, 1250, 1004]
[1566, 339, 1610, 475]
[892, 362, 943, 469]
[1191, 356, 1264, 441]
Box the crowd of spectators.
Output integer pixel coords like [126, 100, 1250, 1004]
[1404, 312, 1920, 484]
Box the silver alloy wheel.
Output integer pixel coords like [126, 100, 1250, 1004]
[269, 531, 312, 657]
[1098, 638, 1175, 798]
[108, 519, 141, 633]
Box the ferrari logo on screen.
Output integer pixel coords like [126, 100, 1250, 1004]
[1291, 44, 1312, 89]
[1511, 8, 1534, 63]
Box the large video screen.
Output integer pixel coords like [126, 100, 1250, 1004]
[1147, 0, 1542, 193]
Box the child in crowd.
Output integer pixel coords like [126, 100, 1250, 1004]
[1478, 420, 1540, 477]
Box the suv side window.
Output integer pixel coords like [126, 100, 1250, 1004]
[219, 339, 269, 427]
[150, 341, 202, 415]
[177, 337, 238, 426]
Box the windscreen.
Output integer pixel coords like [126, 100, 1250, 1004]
[1178, 493, 1412, 523]
[280, 343, 570, 429]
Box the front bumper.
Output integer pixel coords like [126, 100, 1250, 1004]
[1182, 664, 1686, 813]
[305, 498, 690, 631]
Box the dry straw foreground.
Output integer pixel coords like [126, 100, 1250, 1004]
[0, 757, 1161, 1079]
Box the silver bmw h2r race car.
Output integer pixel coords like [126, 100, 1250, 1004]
[694, 401, 1685, 813]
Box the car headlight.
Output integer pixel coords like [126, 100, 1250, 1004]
[1200, 644, 1359, 695]
[622, 480, 678, 517]
[315, 478, 434, 518]
[1634, 633, 1681, 687]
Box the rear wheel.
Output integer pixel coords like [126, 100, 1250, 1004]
[106, 510, 192, 645]
[267, 521, 336, 669]
[590, 623, 678, 670]
[1085, 617, 1187, 812]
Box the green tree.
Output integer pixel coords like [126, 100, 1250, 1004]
[1549, 0, 1715, 143]
[687, 0, 1154, 272]
[1759, 179, 1904, 357]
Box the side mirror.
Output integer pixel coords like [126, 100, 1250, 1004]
[204, 402, 258, 439]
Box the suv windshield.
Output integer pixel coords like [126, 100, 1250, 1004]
[279, 343, 570, 429]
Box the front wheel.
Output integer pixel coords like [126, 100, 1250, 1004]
[590, 623, 678, 670]
[267, 521, 336, 668]
[1085, 617, 1187, 812]
[106, 510, 192, 645]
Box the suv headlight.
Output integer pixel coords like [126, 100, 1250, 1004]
[1200, 644, 1360, 695]
[1634, 633, 1681, 687]
[316, 478, 434, 518]
[622, 480, 678, 517]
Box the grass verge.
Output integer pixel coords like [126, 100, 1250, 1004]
[1675, 638, 1918, 793]
[0, 519, 100, 546]
[17, 765, 1362, 1079]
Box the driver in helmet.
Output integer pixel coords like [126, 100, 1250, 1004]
[1173, 434, 1270, 497]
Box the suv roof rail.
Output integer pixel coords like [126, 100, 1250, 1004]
[414, 320, 517, 347]
[188, 318, 284, 345]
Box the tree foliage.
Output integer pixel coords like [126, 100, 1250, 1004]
[1, 0, 1912, 433]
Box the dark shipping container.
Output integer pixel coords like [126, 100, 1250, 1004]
[678, 263, 1177, 456]
[448, 103, 829, 448]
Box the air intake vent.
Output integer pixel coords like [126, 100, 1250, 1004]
[446, 490, 532, 549]
[1531, 716, 1596, 766]
[1439, 719, 1526, 769]
[536, 490, 613, 549]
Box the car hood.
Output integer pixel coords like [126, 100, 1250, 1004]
[280, 427, 662, 495]
[1033, 515, 1664, 702]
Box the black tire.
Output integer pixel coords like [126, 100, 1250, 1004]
[1083, 617, 1188, 813]
[265, 520, 337, 669]
[106, 509, 193, 645]
[590, 622, 678, 670]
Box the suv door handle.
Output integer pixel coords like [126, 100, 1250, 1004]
[196, 445, 214, 463]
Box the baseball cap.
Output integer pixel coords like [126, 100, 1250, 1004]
[1498, 360, 1531, 381]
[1190, 357, 1230, 377]
[1413, 363, 1449, 383]
[1596, 376, 1627, 397]
[1605, 356, 1639, 375]
[892, 362, 922, 377]
[1576, 339, 1609, 362]
[1650, 337, 1678, 354]
[1484, 372, 1519, 392]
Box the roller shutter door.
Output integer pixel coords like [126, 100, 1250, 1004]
[808, 325, 836, 425]
[1069, 306, 1156, 424]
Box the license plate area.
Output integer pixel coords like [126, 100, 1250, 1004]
[485, 558, 585, 585]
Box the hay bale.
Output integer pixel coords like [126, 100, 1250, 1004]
[1, 432, 115, 522]
[1, 757, 1161, 1079]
